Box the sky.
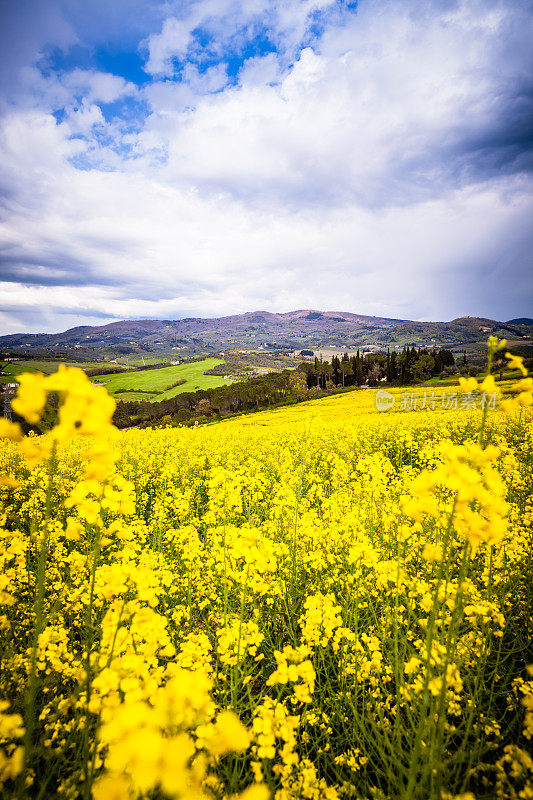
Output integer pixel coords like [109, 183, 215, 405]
[0, 0, 532, 335]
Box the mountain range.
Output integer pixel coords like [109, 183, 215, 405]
[1, 310, 531, 358]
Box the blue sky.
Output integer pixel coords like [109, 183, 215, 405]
[0, 0, 532, 334]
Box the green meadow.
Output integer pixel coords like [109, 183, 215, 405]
[0, 361, 104, 385]
[91, 358, 230, 401]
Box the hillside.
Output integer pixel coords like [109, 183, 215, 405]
[375, 316, 533, 348]
[0, 310, 405, 354]
[0, 311, 531, 358]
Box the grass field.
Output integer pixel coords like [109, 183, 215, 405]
[420, 368, 524, 387]
[112, 355, 184, 368]
[91, 358, 229, 400]
[0, 360, 105, 385]
[0, 352, 531, 800]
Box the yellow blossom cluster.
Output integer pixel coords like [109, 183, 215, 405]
[267, 645, 316, 704]
[300, 592, 343, 648]
[0, 701, 24, 787]
[95, 670, 253, 799]
[402, 440, 509, 548]
[0, 352, 531, 800]
[217, 617, 264, 666]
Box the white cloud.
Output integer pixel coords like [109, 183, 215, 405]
[139, 0, 533, 209]
[144, 15, 196, 77]
[143, 0, 339, 77]
[61, 69, 137, 104]
[1, 105, 531, 330]
[0, 0, 532, 334]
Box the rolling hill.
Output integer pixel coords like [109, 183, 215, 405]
[0, 311, 531, 358]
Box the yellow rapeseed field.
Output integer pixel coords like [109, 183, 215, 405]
[0, 339, 532, 800]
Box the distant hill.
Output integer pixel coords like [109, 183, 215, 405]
[374, 316, 532, 346]
[0, 310, 531, 357]
[0, 310, 406, 354]
[506, 318, 533, 325]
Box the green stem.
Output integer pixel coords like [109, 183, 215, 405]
[18, 441, 57, 798]
[82, 517, 102, 800]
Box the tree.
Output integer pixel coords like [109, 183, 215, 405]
[339, 353, 353, 387]
[388, 350, 398, 382]
[331, 355, 341, 385]
[289, 370, 308, 400]
[367, 362, 381, 386]
[322, 360, 333, 389]
[412, 354, 435, 382]
[353, 351, 363, 385]
[196, 398, 212, 416]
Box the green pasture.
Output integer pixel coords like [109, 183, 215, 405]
[0, 360, 105, 385]
[113, 355, 175, 367]
[420, 368, 525, 387]
[91, 358, 229, 401]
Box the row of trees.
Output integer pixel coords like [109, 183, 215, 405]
[303, 347, 456, 388]
[112, 346, 456, 429]
[113, 369, 309, 428]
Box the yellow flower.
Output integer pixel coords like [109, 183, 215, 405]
[0, 340, 531, 800]
[479, 375, 499, 396]
[217, 618, 264, 666]
[505, 351, 528, 377]
[11, 372, 47, 423]
[422, 542, 443, 562]
[267, 645, 315, 703]
[458, 377, 478, 393]
[158, 733, 196, 796]
[300, 592, 342, 648]
[232, 786, 271, 800]
[513, 377, 533, 392]
[64, 518, 83, 541]
[0, 701, 24, 738]
[18, 437, 51, 467]
[508, 377, 533, 408]
[52, 368, 116, 439]
[487, 336, 506, 354]
[208, 711, 250, 756]
[0, 745, 24, 784]
[404, 440, 508, 549]
[91, 773, 133, 800]
[0, 419, 22, 441]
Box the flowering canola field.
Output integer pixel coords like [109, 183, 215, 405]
[0, 341, 532, 800]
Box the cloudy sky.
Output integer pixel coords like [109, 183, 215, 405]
[0, 0, 532, 334]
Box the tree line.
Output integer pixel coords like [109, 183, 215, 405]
[302, 346, 456, 388]
[113, 369, 309, 428]
[111, 347, 456, 429]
